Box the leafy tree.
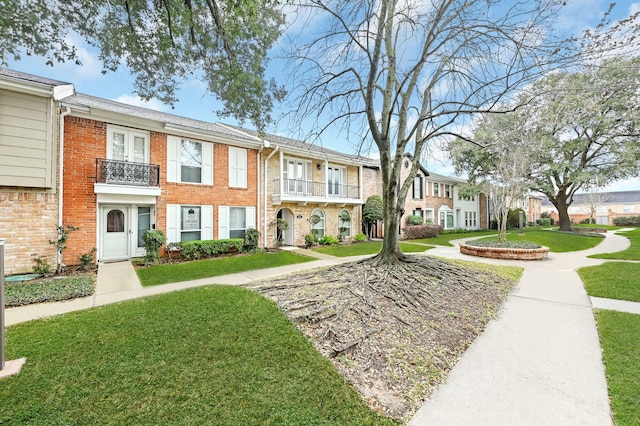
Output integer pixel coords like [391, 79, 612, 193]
[286, 0, 573, 264]
[362, 195, 383, 239]
[450, 113, 531, 242]
[522, 57, 640, 231]
[0, 0, 286, 129]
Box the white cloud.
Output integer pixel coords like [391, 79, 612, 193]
[112, 95, 166, 111]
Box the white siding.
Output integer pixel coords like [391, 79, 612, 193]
[0, 90, 54, 188]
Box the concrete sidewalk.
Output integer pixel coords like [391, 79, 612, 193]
[409, 231, 632, 426]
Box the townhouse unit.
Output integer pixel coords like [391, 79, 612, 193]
[0, 69, 74, 274]
[224, 127, 377, 247]
[399, 154, 483, 231]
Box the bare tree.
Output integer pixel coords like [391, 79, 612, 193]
[285, 0, 573, 264]
[580, 187, 610, 224]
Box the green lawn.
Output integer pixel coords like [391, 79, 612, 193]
[572, 224, 621, 231]
[136, 251, 314, 286]
[479, 228, 603, 252]
[1, 286, 395, 425]
[578, 262, 640, 302]
[590, 228, 640, 261]
[409, 230, 497, 246]
[595, 310, 640, 426]
[313, 241, 432, 257]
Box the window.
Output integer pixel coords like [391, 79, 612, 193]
[166, 204, 213, 242]
[444, 184, 451, 198]
[283, 158, 312, 194]
[107, 125, 149, 163]
[623, 205, 635, 213]
[413, 175, 423, 199]
[433, 183, 440, 197]
[328, 165, 347, 196]
[107, 210, 125, 232]
[167, 136, 213, 184]
[439, 210, 454, 229]
[181, 206, 201, 241]
[339, 209, 351, 238]
[425, 209, 434, 224]
[137, 207, 151, 248]
[464, 211, 477, 228]
[180, 140, 202, 183]
[311, 208, 325, 238]
[218, 206, 256, 239]
[413, 208, 423, 218]
[229, 146, 248, 188]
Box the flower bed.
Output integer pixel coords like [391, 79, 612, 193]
[460, 241, 549, 260]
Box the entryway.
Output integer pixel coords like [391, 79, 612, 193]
[99, 204, 155, 261]
[276, 208, 294, 246]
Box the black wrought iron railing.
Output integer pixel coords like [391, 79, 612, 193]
[96, 158, 160, 186]
[273, 179, 360, 199]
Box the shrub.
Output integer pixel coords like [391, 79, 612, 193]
[5, 276, 95, 307]
[507, 209, 527, 229]
[143, 230, 166, 264]
[174, 239, 244, 260]
[406, 214, 424, 226]
[537, 218, 552, 226]
[49, 224, 79, 274]
[31, 254, 51, 277]
[613, 216, 640, 226]
[243, 228, 261, 253]
[354, 233, 366, 242]
[78, 248, 97, 271]
[318, 235, 340, 245]
[304, 234, 316, 248]
[541, 211, 555, 225]
[464, 240, 542, 249]
[580, 218, 595, 224]
[402, 224, 443, 240]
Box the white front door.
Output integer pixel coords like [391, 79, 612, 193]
[102, 206, 130, 260]
[281, 209, 294, 246]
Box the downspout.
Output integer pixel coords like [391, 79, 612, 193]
[57, 106, 72, 270]
[263, 144, 279, 248]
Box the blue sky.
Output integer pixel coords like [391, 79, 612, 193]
[5, 0, 640, 191]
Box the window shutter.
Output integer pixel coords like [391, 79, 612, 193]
[202, 205, 213, 240]
[238, 148, 247, 188]
[218, 206, 229, 239]
[229, 147, 237, 187]
[166, 204, 180, 242]
[167, 136, 179, 182]
[202, 142, 214, 185]
[246, 207, 256, 229]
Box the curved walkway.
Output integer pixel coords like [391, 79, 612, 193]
[410, 230, 633, 426]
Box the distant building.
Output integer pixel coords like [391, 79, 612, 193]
[541, 190, 640, 225]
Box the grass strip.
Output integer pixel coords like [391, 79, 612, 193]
[313, 241, 432, 257]
[578, 262, 640, 302]
[1, 286, 396, 425]
[589, 228, 640, 261]
[595, 310, 640, 426]
[136, 251, 314, 286]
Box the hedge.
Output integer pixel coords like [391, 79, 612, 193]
[168, 238, 245, 260]
[613, 216, 640, 226]
[402, 224, 443, 240]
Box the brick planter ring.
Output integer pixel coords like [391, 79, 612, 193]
[459, 243, 549, 261]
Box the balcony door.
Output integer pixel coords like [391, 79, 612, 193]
[283, 158, 311, 195]
[108, 126, 149, 163]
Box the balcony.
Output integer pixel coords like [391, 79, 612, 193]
[94, 158, 161, 198]
[96, 158, 160, 186]
[273, 178, 361, 205]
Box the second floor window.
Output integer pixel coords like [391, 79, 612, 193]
[445, 184, 451, 198]
[229, 146, 248, 188]
[167, 136, 213, 185]
[328, 166, 346, 196]
[413, 175, 423, 199]
[181, 140, 202, 183]
[433, 183, 440, 197]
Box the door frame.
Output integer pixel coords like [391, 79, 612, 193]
[98, 203, 156, 261]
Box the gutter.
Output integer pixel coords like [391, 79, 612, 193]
[263, 143, 278, 248]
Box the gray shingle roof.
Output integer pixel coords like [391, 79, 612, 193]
[0, 67, 71, 87]
[222, 124, 379, 166]
[541, 190, 640, 206]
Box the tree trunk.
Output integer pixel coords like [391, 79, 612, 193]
[372, 177, 406, 264]
[552, 195, 572, 231]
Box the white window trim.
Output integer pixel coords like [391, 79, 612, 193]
[229, 146, 248, 188]
[218, 206, 256, 239]
[166, 204, 213, 242]
[107, 125, 150, 163]
[167, 136, 214, 185]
